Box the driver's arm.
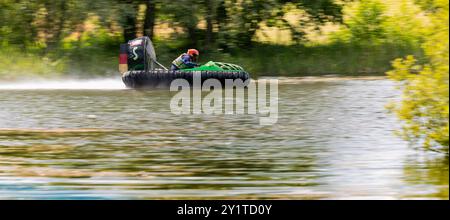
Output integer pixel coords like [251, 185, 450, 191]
[182, 55, 198, 68]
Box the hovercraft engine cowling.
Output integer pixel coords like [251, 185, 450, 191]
[126, 36, 157, 71]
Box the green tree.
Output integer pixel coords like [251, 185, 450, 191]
[387, 0, 449, 154]
[344, 0, 388, 43]
[215, 0, 344, 49]
[144, 0, 157, 39]
[0, 0, 40, 48]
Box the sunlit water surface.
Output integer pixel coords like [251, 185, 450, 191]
[0, 77, 448, 199]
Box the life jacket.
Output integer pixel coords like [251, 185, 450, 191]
[172, 53, 190, 69]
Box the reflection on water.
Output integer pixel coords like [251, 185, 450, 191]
[0, 78, 448, 199]
[403, 156, 449, 199]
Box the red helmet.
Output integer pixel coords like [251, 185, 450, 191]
[187, 49, 199, 57]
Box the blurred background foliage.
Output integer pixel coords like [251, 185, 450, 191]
[0, 0, 431, 78]
[387, 0, 448, 153]
[0, 0, 448, 152]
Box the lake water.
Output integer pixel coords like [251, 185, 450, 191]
[0, 77, 448, 199]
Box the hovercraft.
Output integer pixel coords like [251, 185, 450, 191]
[119, 36, 250, 89]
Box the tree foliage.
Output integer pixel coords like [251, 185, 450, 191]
[387, 0, 449, 153]
[334, 0, 427, 46]
[0, 0, 345, 50]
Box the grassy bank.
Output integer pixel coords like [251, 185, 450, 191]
[0, 41, 422, 80]
[201, 43, 423, 77]
[0, 48, 61, 80]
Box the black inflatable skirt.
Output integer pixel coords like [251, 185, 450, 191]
[122, 70, 250, 89]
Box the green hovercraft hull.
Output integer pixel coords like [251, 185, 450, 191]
[122, 61, 251, 89]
